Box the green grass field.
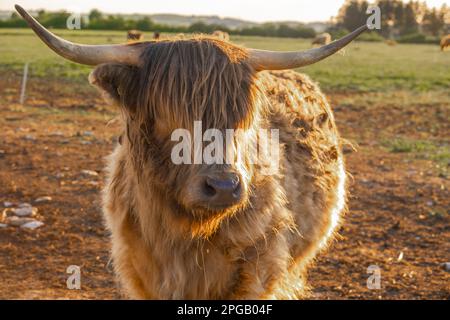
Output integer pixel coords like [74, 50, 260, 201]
[1, 28, 449, 92]
[0, 28, 449, 173]
[0, 27, 449, 299]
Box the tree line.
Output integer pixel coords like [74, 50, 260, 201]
[0, 9, 316, 39]
[334, 0, 449, 43]
[1, 1, 448, 42]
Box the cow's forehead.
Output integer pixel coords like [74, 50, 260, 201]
[125, 38, 259, 134]
[137, 36, 250, 66]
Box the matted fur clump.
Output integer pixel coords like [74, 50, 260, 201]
[89, 37, 347, 299]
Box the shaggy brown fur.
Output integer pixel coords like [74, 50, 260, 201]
[89, 37, 347, 299]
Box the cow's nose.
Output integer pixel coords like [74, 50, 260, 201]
[203, 174, 241, 206]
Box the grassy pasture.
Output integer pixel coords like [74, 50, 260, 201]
[1, 28, 449, 92]
[0, 28, 449, 172]
[0, 28, 449, 299]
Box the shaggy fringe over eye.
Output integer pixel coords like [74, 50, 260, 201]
[116, 36, 267, 174]
[136, 37, 262, 131]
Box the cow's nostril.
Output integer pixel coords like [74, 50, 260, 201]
[203, 181, 217, 197]
[203, 175, 241, 205]
[232, 182, 241, 197]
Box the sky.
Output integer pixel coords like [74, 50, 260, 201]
[1, 0, 449, 23]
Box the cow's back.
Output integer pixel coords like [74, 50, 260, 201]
[260, 70, 347, 272]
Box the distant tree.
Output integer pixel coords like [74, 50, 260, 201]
[377, 0, 398, 37]
[410, 1, 428, 24]
[136, 17, 154, 31]
[277, 24, 296, 37]
[187, 22, 230, 34]
[338, 0, 369, 32]
[42, 10, 71, 28]
[393, 1, 404, 24]
[276, 24, 315, 38]
[0, 11, 26, 27]
[37, 10, 46, 20]
[188, 22, 213, 33]
[422, 8, 445, 36]
[88, 9, 102, 22]
[439, 4, 450, 33]
[89, 15, 126, 30]
[400, 1, 419, 35]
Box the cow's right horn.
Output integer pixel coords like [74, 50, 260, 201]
[248, 25, 368, 71]
[15, 4, 146, 66]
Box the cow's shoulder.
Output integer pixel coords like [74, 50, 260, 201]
[257, 70, 331, 119]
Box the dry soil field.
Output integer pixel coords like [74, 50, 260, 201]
[0, 29, 449, 299]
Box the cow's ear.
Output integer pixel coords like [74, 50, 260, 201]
[89, 63, 138, 108]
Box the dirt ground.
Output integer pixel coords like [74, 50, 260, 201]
[0, 75, 448, 299]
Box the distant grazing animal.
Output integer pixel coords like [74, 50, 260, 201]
[385, 39, 397, 46]
[16, 4, 368, 299]
[127, 30, 143, 42]
[440, 34, 450, 51]
[153, 31, 160, 40]
[212, 30, 230, 41]
[312, 33, 332, 46]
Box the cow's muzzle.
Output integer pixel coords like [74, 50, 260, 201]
[202, 173, 242, 209]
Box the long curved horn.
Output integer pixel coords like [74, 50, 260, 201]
[15, 4, 145, 66]
[248, 25, 368, 71]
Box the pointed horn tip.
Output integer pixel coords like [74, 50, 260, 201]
[15, 4, 31, 22]
[248, 24, 371, 71]
[14, 4, 25, 15]
[361, 24, 370, 32]
[13, 4, 144, 66]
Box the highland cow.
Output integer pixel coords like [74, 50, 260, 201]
[212, 30, 230, 41]
[440, 34, 450, 51]
[127, 29, 143, 42]
[16, 4, 368, 299]
[385, 39, 397, 46]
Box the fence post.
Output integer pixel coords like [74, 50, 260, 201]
[19, 62, 29, 105]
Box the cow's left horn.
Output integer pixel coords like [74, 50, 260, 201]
[248, 25, 368, 71]
[15, 5, 145, 66]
